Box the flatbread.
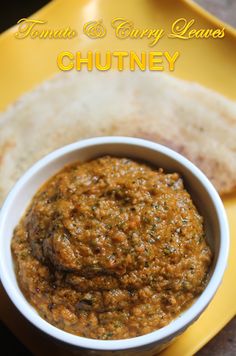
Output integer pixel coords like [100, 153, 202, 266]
[0, 71, 236, 204]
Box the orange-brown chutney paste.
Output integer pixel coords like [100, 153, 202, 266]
[12, 156, 212, 339]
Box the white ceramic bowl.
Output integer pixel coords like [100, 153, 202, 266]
[0, 137, 229, 355]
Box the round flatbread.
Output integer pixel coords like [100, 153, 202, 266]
[0, 71, 236, 204]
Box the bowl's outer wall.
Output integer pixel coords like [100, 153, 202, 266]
[0, 138, 227, 352]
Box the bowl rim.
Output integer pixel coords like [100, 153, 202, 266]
[0, 136, 229, 351]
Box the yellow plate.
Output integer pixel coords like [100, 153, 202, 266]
[0, 0, 235, 355]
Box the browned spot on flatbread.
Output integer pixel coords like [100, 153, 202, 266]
[0, 141, 15, 165]
[193, 154, 236, 195]
[132, 130, 188, 156]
